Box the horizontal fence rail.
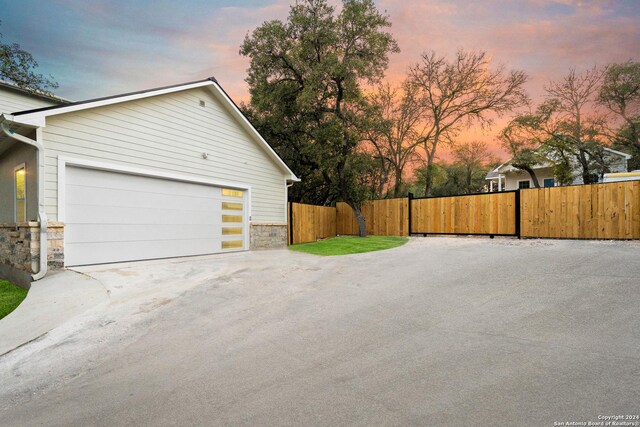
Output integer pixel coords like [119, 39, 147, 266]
[410, 191, 518, 236]
[288, 181, 639, 244]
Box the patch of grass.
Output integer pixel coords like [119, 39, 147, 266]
[290, 235, 408, 256]
[0, 280, 28, 320]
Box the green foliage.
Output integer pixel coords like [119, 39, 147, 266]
[240, 0, 399, 213]
[600, 61, 640, 162]
[551, 159, 574, 185]
[599, 61, 640, 120]
[410, 160, 491, 197]
[0, 22, 58, 95]
[501, 67, 618, 185]
[0, 279, 27, 320]
[289, 235, 407, 256]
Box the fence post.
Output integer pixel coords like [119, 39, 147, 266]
[407, 193, 413, 237]
[288, 202, 294, 245]
[515, 190, 521, 239]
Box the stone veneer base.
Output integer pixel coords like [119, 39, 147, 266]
[250, 223, 288, 249]
[0, 222, 64, 287]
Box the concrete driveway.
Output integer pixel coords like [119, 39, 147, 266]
[1, 237, 638, 426]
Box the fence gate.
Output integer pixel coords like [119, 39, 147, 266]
[409, 191, 519, 237]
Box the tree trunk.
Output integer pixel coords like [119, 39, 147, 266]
[513, 163, 541, 188]
[423, 162, 435, 196]
[348, 202, 367, 237]
[422, 131, 440, 196]
[578, 151, 594, 184]
[393, 166, 403, 197]
[526, 168, 541, 188]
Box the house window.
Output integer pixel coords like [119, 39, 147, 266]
[15, 165, 26, 222]
[543, 178, 555, 188]
[518, 180, 530, 189]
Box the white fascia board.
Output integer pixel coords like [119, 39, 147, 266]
[603, 147, 632, 159]
[11, 115, 45, 127]
[14, 80, 215, 124]
[206, 82, 300, 182]
[495, 160, 512, 173]
[0, 113, 41, 131]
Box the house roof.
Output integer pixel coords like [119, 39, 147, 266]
[485, 169, 502, 180]
[9, 77, 299, 181]
[494, 146, 630, 176]
[0, 79, 70, 105]
[603, 147, 632, 160]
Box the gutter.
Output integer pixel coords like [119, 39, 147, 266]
[0, 116, 48, 280]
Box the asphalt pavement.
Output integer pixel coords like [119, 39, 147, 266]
[0, 237, 638, 426]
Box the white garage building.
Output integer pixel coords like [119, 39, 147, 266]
[0, 78, 298, 281]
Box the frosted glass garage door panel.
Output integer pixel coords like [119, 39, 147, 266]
[64, 166, 246, 266]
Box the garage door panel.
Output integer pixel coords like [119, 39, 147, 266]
[66, 184, 222, 211]
[66, 204, 221, 225]
[65, 238, 224, 266]
[65, 224, 223, 243]
[64, 166, 247, 266]
[66, 167, 223, 198]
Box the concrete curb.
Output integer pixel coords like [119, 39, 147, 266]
[0, 270, 109, 356]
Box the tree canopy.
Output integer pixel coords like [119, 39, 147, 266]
[407, 50, 529, 195]
[0, 22, 58, 95]
[240, 0, 399, 236]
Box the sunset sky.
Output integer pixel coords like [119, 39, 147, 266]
[3, 0, 639, 159]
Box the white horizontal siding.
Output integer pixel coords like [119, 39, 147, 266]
[42, 87, 287, 223]
[0, 87, 58, 114]
[505, 168, 554, 190]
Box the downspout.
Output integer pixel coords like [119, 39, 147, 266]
[286, 180, 295, 245]
[0, 120, 48, 281]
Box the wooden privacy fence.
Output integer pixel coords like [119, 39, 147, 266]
[288, 203, 337, 244]
[288, 181, 640, 244]
[336, 198, 409, 236]
[521, 181, 640, 239]
[410, 191, 518, 236]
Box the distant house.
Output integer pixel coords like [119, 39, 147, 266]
[0, 80, 69, 114]
[486, 148, 631, 191]
[0, 77, 298, 283]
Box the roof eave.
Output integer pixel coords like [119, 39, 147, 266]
[10, 78, 299, 180]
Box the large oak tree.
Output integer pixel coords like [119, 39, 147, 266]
[241, 0, 399, 236]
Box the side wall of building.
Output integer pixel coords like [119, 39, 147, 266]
[41, 87, 288, 226]
[505, 168, 555, 190]
[0, 143, 38, 223]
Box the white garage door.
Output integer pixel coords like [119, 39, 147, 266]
[64, 166, 247, 266]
